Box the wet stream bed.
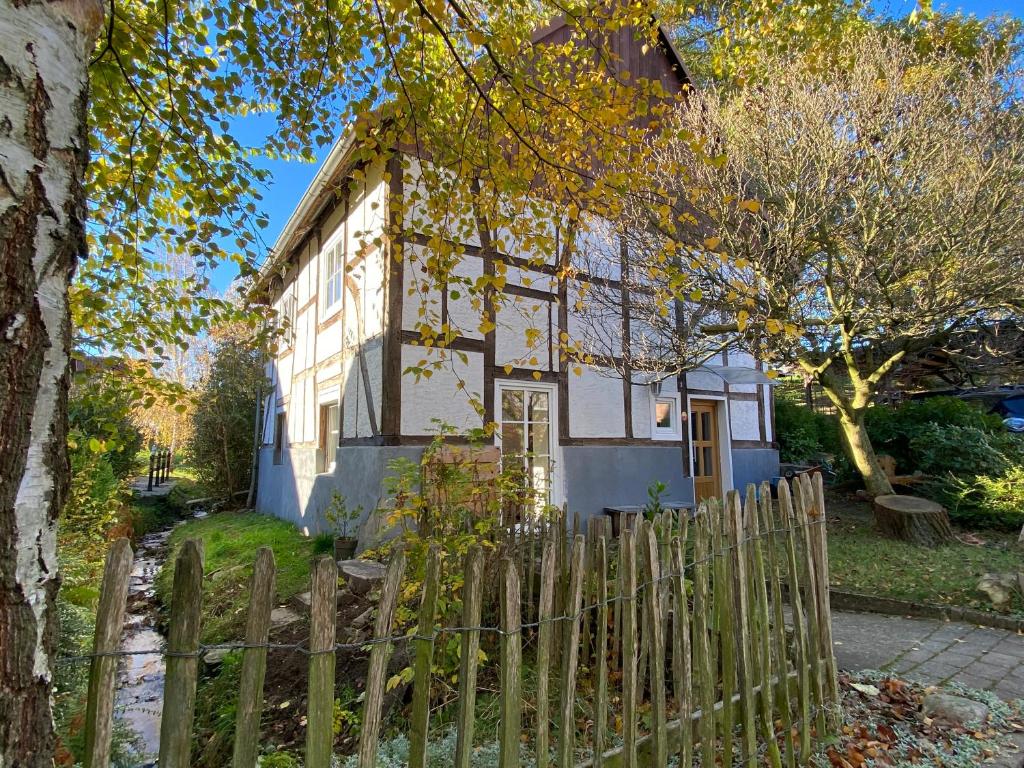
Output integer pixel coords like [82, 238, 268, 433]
[115, 527, 171, 765]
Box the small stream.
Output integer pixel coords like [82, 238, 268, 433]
[115, 507, 207, 766]
[115, 527, 171, 766]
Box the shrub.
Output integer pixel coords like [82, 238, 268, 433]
[865, 397, 1002, 470]
[60, 445, 130, 588]
[927, 466, 1024, 531]
[186, 330, 265, 500]
[907, 423, 1015, 478]
[774, 399, 843, 463]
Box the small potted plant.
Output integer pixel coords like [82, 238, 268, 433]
[323, 491, 362, 560]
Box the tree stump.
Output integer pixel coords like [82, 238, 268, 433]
[873, 495, 954, 547]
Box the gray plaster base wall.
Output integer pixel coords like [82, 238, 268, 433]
[730, 448, 781, 495]
[256, 444, 423, 534]
[257, 443, 780, 535]
[561, 445, 694, 519]
[562, 445, 780, 520]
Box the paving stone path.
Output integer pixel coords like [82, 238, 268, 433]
[831, 610, 1024, 701]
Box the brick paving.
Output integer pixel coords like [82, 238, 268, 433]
[830, 610, 1024, 701]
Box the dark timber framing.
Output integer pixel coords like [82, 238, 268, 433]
[381, 155, 405, 439]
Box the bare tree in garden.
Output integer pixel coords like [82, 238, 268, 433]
[596, 30, 1024, 496]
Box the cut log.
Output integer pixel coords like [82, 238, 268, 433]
[873, 495, 954, 547]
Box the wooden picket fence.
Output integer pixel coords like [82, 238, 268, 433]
[79, 474, 839, 768]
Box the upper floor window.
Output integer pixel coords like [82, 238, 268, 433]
[280, 290, 297, 349]
[322, 241, 344, 315]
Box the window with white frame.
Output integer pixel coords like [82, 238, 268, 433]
[651, 393, 681, 439]
[321, 240, 344, 315]
[318, 402, 340, 473]
[279, 289, 297, 349]
[497, 383, 555, 507]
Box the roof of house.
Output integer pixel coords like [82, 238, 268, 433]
[253, 17, 691, 298]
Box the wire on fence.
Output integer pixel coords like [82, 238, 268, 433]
[55, 516, 826, 666]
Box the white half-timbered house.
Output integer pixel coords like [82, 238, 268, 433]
[252, 21, 779, 535]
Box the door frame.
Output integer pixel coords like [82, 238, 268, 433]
[493, 379, 564, 508]
[685, 394, 734, 500]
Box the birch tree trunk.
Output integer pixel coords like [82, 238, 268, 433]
[0, 1, 103, 765]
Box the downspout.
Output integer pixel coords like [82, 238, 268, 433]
[246, 330, 267, 509]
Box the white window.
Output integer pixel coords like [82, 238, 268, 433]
[279, 290, 297, 349]
[651, 393, 681, 439]
[321, 240, 344, 315]
[318, 402, 340, 473]
[496, 383, 556, 507]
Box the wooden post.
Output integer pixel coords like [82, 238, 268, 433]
[639, 522, 668, 768]
[778, 481, 813, 762]
[793, 477, 827, 739]
[691, 507, 716, 768]
[306, 556, 338, 768]
[358, 546, 407, 768]
[498, 557, 522, 768]
[620, 529, 638, 768]
[670, 527, 692, 768]
[83, 538, 133, 768]
[535, 539, 557, 768]
[593, 536, 609, 768]
[711, 498, 736, 767]
[232, 548, 277, 768]
[557, 536, 586, 768]
[455, 546, 484, 768]
[726, 492, 757, 766]
[760, 482, 797, 768]
[148, 451, 155, 491]
[158, 540, 204, 768]
[810, 473, 841, 729]
[409, 545, 441, 768]
[635, 526, 649, 708]
[746, 486, 783, 768]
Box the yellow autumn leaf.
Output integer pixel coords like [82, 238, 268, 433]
[766, 318, 783, 334]
[737, 310, 750, 331]
[738, 199, 761, 213]
[703, 236, 721, 251]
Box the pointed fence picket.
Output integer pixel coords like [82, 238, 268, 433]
[77, 476, 839, 768]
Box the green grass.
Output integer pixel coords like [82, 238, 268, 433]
[828, 517, 1024, 617]
[156, 511, 313, 643]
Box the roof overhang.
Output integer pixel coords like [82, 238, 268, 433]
[252, 126, 359, 297]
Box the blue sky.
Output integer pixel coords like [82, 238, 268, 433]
[210, 0, 1023, 293]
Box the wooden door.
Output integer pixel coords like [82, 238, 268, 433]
[690, 400, 722, 503]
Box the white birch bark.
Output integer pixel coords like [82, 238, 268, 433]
[0, 1, 102, 765]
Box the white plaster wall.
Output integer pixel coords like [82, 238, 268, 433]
[631, 384, 652, 439]
[341, 355, 359, 439]
[316, 324, 342, 363]
[730, 400, 761, 441]
[303, 376, 316, 443]
[401, 242, 443, 332]
[401, 155, 481, 248]
[496, 296, 553, 371]
[400, 345, 484, 435]
[448, 257, 484, 339]
[763, 387, 774, 442]
[724, 350, 758, 394]
[568, 366, 625, 438]
[567, 280, 622, 358]
[686, 370, 726, 392]
[504, 265, 555, 292]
